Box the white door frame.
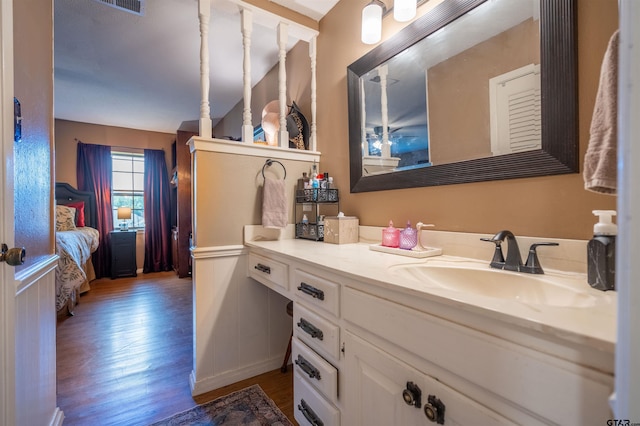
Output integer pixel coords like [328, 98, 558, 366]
[0, 0, 16, 424]
[615, 1, 640, 419]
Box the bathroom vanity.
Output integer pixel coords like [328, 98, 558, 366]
[245, 226, 615, 426]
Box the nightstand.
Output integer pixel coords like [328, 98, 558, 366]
[110, 230, 137, 279]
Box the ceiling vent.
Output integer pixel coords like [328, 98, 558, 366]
[94, 0, 144, 16]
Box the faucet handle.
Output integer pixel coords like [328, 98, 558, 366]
[480, 237, 505, 269]
[523, 242, 559, 274]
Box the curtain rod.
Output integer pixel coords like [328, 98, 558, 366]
[74, 138, 164, 153]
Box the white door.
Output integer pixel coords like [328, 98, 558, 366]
[1, 0, 60, 424]
[0, 1, 18, 424]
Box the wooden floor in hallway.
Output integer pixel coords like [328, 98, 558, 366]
[56, 271, 296, 426]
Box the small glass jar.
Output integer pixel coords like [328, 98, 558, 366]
[382, 220, 400, 248]
[399, 221, 417, 250]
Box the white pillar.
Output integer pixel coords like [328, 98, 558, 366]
[198, 0, 212, 138]
[241, 8, 253, 143]
[378, 64, 390, 158]
[309, 36, 317, 152]
[277, 22, 289, 148]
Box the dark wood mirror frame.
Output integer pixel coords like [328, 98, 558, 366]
[347, 0, 577, 193]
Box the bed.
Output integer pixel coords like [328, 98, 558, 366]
[55, 182, 100, 316]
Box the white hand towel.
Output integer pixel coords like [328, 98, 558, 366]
[262, 177, 288, 229]
[584, 30, 619, 195]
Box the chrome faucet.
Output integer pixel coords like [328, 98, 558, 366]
[481, 230, 559, 274]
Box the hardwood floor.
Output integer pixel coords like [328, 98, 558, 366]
[56, 271, 297, 425]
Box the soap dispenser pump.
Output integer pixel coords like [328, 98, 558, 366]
[587, 210, 616, 291]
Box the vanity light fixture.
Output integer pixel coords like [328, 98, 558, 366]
[394, 0, 417, 21]
[361, 0, 424, 44]
[361, 0, 385, 45]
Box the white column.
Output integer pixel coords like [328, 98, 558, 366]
[360, 78, 368, 153]
[241, 8, 253, 143]
[309, 36, 317, 152]
[198, 0, 212, 138]
[277, 22, 289, 148]
[378, 64, 391, 158]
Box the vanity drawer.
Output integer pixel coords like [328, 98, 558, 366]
[292, 269, 340, 317]
[294, 302, 340, 361]
[248, 252, 288, 292]
[292, 337, 339, 404]
[294, 370, 340, 426]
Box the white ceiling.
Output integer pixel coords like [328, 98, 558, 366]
[54, 0, 338, 134]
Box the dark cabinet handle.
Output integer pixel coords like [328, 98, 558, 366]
[424, 394, 446, 424]
[402, 381, 422, 408]
[297, 282, 325, 300]
[297, 318, 324, 340]
[298, 399, 324, 426]
[254, 263, 271, 274]
[295, 354, 321, 380]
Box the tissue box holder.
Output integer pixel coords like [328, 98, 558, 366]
[324, 216, 359, 244]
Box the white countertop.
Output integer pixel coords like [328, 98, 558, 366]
[244, 226, 616, 356]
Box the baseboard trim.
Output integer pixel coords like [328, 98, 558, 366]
[191, 244, 248, 259]
[49, 407, 64, 426]
[189, 356, 283, 396]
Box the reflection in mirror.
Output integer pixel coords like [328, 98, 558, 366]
[348, 0, 577, 192]
[360, 0, 540, 176]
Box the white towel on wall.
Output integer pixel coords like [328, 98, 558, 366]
[262, 177, 288, 229]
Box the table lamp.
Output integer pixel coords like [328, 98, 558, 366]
[117, 207, 132, 231]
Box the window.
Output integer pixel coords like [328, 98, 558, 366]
[112, 152, 145, 229]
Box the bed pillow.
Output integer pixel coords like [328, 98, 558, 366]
[64, 201, 85, 227]
[56, 205, 77, 231]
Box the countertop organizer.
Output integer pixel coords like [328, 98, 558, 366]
[295, 188, 339, 241]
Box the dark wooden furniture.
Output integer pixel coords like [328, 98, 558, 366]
[55, 182, 97, 228]
[110, 230, 137, 279]
[174, 130, 195, 278]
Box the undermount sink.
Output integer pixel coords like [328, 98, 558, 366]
[389, 261, 598, 308]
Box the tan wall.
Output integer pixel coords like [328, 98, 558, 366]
[54, 119, 175, 188]
[214, 40, 311, 140]
[13, 0, 54, 269]
[316, 0, 617, 240]
[193, 152, 313, 247]
[429, 18, 539, 165]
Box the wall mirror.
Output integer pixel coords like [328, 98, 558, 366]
[347, 0, 577, 192]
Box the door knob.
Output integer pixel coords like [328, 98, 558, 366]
[1, 244, 26, 266]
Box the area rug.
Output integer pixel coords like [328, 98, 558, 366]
[149, 384, 293, 426]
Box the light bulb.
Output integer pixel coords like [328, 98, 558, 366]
[361, 1, 383, 44]
[394, 0, 416, 22]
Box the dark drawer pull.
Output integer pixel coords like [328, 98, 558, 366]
[295, 354, 321, 380]
[298, 398, 324, 426]
[254, 263, 271, 274]
[297, 318, 324, 340]
[297, 282, 325, 300]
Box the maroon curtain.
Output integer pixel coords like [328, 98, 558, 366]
[77, 142, 113, 279]
[143, 149, 172, 273]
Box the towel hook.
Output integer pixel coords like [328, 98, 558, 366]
[262, 159, 287, 181]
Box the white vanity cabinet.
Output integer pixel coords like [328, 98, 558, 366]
[341, 285, 614, 425]
[291, 266, 343, 426]
[343, 331, 512, 426]
[245, 237, 615, 426]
